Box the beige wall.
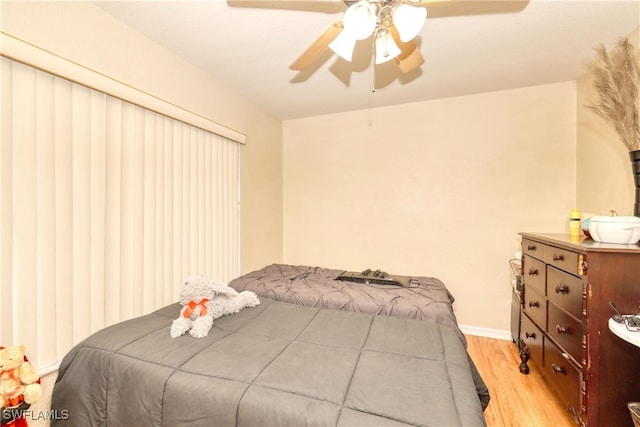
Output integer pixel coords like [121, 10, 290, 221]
[577, 27, 640, 217]
[0, 1, 284, 274]
[283, 82, 578, 332]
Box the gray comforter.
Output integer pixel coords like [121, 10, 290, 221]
[52, 298, 486, 426]
[230, 264, 490, 410]
[229, 264, 464, 344]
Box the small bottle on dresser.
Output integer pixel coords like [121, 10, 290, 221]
[569, 208, 581, 236]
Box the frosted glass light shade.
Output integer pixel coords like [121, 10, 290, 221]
[392, 3, 427, 42]
[329, 30, 357, 61]
[375, 32, 402, 64]
[343, 0, 377, 40]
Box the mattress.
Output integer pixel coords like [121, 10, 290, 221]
[51, 298, 487, 426]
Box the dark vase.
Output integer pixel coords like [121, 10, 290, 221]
[631, 150, 640, 216]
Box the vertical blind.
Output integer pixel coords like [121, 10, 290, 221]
[0, 57, 241, 372]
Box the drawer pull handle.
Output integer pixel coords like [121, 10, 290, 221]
[552, 254, 564, 261]
[555, 324, 569, 334]
[528, 268, 538, 276]
[525, 332, 536, 339]
[551, 364, 566, 374]
[580, 260, 588, 274]
[528, 301, 540, 308]
[555, 284, 569, 294]
[527, 245, 536, 251]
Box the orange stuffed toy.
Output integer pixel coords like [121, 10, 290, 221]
[0, 345, 41, 427]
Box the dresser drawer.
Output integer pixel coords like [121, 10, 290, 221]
[522, 238, 544, 261]
[523, 286, 546, 330]
[548, 303, 583, 364]
[521, 313, 543, 365]
[522, 255, 546, 295]
[547, 266, 583, 318]
[544, 245, 582, 276]
[544, 340, 582, 420]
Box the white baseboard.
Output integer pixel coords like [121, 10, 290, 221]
[459, 324, 513, 341]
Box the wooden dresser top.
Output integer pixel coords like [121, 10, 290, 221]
[520, 232, 640, 254]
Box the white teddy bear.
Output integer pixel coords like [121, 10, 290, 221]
[170, 276, 259, 339]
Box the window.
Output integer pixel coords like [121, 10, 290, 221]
[1, 57, 241, 372]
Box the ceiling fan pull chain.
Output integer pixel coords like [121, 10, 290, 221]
[370, 54, 376, 93]
[368, 63, 375, 127]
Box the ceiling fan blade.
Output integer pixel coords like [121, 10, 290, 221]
[289, 21, 343, 71]
[397, 46, 424, 73]
[227, 0, 343, 13]
[410, 0, 529, 18]
[409, 0, 452, 4]
[389, 25, 424, 73]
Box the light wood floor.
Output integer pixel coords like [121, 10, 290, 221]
[465, 335, 576, 427]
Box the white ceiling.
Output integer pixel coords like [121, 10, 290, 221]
[94, 0, 640, 121]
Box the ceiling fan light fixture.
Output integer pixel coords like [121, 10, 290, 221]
[343, 0, 377, 40]
[392, 3, 427, 42]
[328, 30, 357, 61]
[375, 30, 401, 64]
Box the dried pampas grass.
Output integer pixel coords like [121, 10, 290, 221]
[588, 37, 640, 152]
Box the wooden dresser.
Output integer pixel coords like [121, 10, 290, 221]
[519, 233, 640, 427]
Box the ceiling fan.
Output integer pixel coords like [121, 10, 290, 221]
[289, 0, 452, 73]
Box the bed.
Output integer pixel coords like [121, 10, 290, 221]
[229, 264, 467, 344]
[51, 264, 489, 426]
[229, 264, 489, 409]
